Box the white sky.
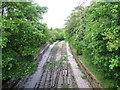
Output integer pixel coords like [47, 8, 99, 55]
[33, 0, 91, 29]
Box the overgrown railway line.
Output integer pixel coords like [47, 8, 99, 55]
[2, 41, 92, 89]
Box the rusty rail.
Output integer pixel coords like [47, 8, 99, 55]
[69, 45, 101, 89]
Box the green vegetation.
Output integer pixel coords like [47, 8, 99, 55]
[1, 2, 49, 80]
[65, 2, 120, 88]
[1, 1, 64, 81]
[49, 28, 65, 43]
[1, 0, 120, 89]
[80, 55, 114, 88]
[43, 42, 59, 70]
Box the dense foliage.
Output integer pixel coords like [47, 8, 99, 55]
[1, 2, 49, 80]
[65, 2, 120, 88]
[49, 28, 65, 43]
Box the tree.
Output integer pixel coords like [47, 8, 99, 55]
[65, 2, 120, 88]
[1, 2, 48, 80]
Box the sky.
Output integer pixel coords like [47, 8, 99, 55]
[33, 0, 91, 29]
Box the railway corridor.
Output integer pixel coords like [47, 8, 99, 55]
[17, 41, 91, 89]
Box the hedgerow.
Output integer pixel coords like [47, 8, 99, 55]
[65, 2, 120, 88]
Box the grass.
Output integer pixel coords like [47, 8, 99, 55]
[44, 41, 67, 70]
[70, 45, 116, 88]
[79, 54, 115, 88]
[81, 73, 87, 80]
[43, 42, 59, 69]
[77, 61, 87, 80]
[63, 84, 69, 88]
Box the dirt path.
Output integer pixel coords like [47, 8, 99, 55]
[16, 41, 91, 89]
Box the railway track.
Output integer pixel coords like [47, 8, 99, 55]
[33, 41, 77, 89]
[2, 41, 91, 89]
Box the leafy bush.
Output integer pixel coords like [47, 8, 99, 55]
[1, 2, 49, 80]
[49, 28, 65, 43]
[65, 2, 120, 88]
